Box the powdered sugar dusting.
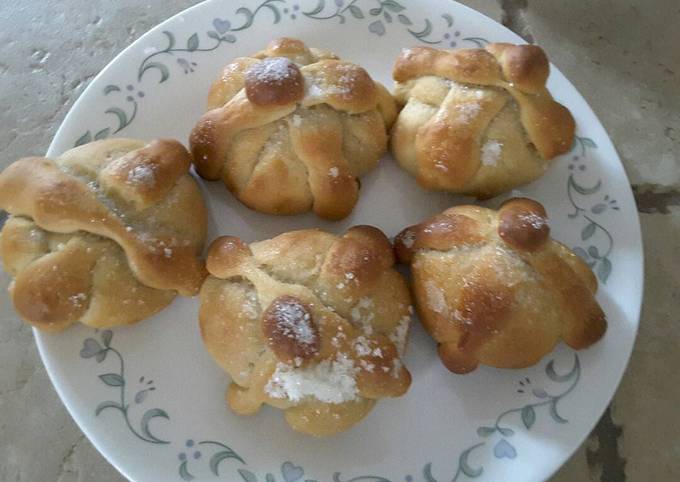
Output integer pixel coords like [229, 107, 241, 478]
[353, 336, 373, 357]
[328, 167, 339, 178]
[400, 230, 415, 249]
[481, 139, 503, 166]
[242, 292, 259, 319]
[264, 353, 358, 404]
[350, 297, 375, 336]
[390, 314, 411, 356]
[518, 211, 548, 230]
[68, 293, 87, 308]
[253, 57, 297, 83]
[127, 164, 155, 185]
[456, 103, 481, 122]
[425, 281, 448, 315]
[274, 301, 317, 346]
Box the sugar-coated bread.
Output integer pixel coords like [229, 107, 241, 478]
[395, 198, 606, 373]
[199, 226, 412, 436]
[391, 44, 575, 198]
[0, 139, 207, 331]
[190, 37, 397, 220]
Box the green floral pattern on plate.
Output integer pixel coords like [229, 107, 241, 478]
[73, 0, 489, 147]
[73, 1, 619, 479]
[81, 330, 582, 481]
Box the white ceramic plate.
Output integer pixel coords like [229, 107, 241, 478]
[32, 0, 643, 481]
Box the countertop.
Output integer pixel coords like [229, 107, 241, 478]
[0, 1, 678, 481]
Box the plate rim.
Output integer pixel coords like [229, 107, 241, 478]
[31, 0, 645, 481]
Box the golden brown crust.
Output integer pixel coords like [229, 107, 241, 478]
[245, 57, 305, 106]
[0, 139, 207, 331]
[391, 44, 576, 198]
[261, 296, 321, 364]
[199, 226, 413, 436]
[190, 37, 396, 220]
[395, 198, 606, 373]
[498, 197, 550, 251]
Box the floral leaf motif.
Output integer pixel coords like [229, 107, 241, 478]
[476, 426, 495, 437]
[223, 34, 237, 43]
[572, 247, 588, 261]
[207, 30, 221, 40]
[99, 373, 124, 387]
[598, 257, 612, 283]
[305, 0, 326, 16]
[581, 137, 597, 148]
[101, 330, 113, 347]
[532, 388, 548, 399]
[80, 338, 103, 359]
[459, 443, 484, 477]
[75, 131, 92, 147]
[549, 399, 568, 424]
[140, 408, 170, 443]
[588, 246, 600, 258]
[94, 128, 110, 141]
[95, 350, 107, 363]
[441, 13, 454, 27]
[265, 474, 276, 482]
[382, 0, 405, 12]
[162, 30, 176, 51]
[397, 14, 412, 25]
[239, 469, 259, 482]
[422, 463, 437, 482]
[234, 7, 255, 30]
[348, 5, 364, 18]
[369, 8, 381, 16]
[333, 474, 392, 481]
[546, 357, 580, 383]
[493, 439, 517, 459]
[581, 223, 596, 240]
[138, 61, 170, 83]
[179, 460, 195, 481]
[462, 37, 490, 48]
[408, 19, 440, 44]
[212, 18, 231, 34]
[186, 33, 200, 51]
[95, 400, 125, 416]
[105, 107, 129, 132]
[103, 84, 121, 95]
[569, 176, 602, 195]
[497, 427, 514, 437]
[521, 405, 536, 429]
[368, 20, 386, 36]
[134, 389, 149, 404]
[263, 3, 282, 24]
[208, 449, 245, 475]
[281, 461, 305, 482]
[383, 11, 392, 23]
[411, 18, 432, 37]
[591, 203, 607, 214]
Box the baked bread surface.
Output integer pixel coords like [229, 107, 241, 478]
[391, 43, 575, 198]
[200, 225, 412, 436]
[0, 138, 207, 331]
[190, 37, 397, 220]
[395, 198, 606, 373]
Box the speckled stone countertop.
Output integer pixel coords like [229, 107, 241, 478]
[0, 1, 678, 481]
